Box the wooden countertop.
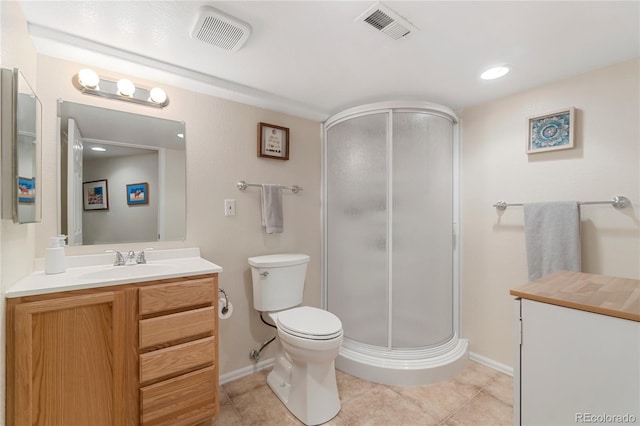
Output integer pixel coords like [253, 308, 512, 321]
[510, 271, 640, 322]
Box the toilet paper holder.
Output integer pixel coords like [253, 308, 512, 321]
[219, 287, 230, 315]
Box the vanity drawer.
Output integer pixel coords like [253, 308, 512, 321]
[139, 277, 215, 315]
[140, 336, 215, 385]
[141, 366, 217, 426]
[139, 306, 215, 350]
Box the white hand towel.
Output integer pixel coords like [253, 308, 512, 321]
[523, 201, 581, 281]
[261, 184, 283, 234]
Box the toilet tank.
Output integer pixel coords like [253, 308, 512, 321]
[248, 254, 310, 312]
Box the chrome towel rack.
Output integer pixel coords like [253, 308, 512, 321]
[237, 180, 303, 193]
[493, 195, 630, 211]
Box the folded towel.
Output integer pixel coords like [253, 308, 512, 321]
[261, 184, 283, 234]
[523, 201, 581, 281]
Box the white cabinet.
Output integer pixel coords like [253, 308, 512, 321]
[513, 298, 640, 425]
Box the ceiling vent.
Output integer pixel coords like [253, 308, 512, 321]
[356, 2, 418, 40]
[191, 6, 252, 52]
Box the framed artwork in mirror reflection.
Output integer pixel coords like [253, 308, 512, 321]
[127, 182, 148, 205]
[18, 177, 35, 203]
[83, 179, 109, 210]
[258, 122, 289, 160]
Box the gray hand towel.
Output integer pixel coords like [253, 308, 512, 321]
[523, 201, 581, 281]
[261, 184, 283, 234]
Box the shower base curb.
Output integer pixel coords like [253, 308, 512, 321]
[335, 338, 468, 386]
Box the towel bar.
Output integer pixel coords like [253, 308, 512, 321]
[237, 180, 303, 193]
[493, 195, 630, 211]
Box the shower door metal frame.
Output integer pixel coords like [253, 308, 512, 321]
[322, 101, 461, 355]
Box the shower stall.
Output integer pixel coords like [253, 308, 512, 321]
[323, 102, 467, 385]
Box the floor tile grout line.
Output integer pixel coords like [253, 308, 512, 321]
[438, 384, 486, 425]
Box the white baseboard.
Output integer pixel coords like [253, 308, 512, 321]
[219, 353, 513, 385]
[469, 351, 514, 376]
[219, 358, 274, 385]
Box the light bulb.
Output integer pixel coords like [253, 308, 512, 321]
[149, 87, 167, 104]
[78, 68, 100, 88]
[117, 79, 136, 97]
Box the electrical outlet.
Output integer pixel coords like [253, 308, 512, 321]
[224, 199, 236, 216]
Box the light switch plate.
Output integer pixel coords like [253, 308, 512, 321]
[224, 199, 236, 216]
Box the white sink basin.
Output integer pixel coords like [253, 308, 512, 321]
[78, 263, 177, 280]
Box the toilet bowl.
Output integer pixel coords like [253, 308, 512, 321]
[248, 254, 343, 425]
[267, 307, 343, 425]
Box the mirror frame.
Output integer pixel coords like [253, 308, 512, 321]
[1, 68, 42, 223]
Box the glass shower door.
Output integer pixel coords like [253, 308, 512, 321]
[326, 109, 454, 351]
[391, 112, 453, 348]
[326, 113, 388, 347]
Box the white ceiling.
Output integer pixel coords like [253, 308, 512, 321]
[19, 1, 640, 121]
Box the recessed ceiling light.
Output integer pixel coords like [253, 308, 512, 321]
[481, 66, 510, 80]
[91, 147, 107, 152]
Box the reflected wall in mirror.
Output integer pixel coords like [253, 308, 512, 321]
[1, 68, 42, 223]
[57, 101, 186, 245]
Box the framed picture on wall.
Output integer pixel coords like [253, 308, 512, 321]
[127, 182, 148, 205]
[83, 179, 109, 210]
[526, 107, 575, 154]
[17, 177, 35, 203]
[258, 122, 289, 160]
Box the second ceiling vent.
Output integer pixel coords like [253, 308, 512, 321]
[356, 2, 418, 40]
[191, 6, 252, 52]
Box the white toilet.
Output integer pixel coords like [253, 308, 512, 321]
[248, 253, 343, 426]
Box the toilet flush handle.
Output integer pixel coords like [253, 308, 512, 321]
[260, 271, 269, 277]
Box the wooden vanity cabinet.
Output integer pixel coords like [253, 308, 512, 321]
[6, 274, 219, 426]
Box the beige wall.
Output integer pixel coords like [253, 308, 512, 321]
[460, 58, 640, 368]
[33, 54, 322, 375]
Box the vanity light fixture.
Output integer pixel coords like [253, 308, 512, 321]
[480, 65, 510, 80]
[74, 69, 169, 108]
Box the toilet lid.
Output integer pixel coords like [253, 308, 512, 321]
[277, 306, 342, 340]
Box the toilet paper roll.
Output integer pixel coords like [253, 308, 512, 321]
[218, 297, 233, 320]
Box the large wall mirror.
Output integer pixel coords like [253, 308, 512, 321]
[1, 68, 42, 223]
[57, 100, 186, 245]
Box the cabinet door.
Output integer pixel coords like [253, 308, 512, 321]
[12, 291, 129, 426]
[519, 299, 640, 425]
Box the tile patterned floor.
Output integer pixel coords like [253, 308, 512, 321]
[216, 361, 513, 425]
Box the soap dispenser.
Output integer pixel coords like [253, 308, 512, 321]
[45, 235, 67, 274]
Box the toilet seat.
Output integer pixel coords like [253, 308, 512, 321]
[276, 306, 343, 340]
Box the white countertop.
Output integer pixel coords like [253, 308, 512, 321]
[7, 248, 223, 298]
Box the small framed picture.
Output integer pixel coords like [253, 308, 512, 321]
[17, 176, 35, 203]
[258, 122, 289, 160]
[127, 182, 148, 205]
[83, 179, 109, 210]
[527, 107, 575, 154]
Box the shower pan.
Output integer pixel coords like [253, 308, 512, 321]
[323, 102, 468, 385]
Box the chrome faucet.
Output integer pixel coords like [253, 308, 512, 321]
[125, 250, 137, 266]
[105, 249, 125, 266]
[136, 248, 153, 264]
